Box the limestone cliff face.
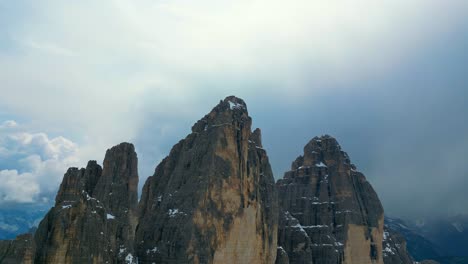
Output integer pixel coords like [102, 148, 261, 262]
[33, 143, 139, 264]
[136, 96, 278, 264]
[276, 135, 384, 264]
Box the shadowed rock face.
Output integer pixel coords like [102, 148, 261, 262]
[382, 227, 414, 264]
[276, 135, 384, 264]
[33, 143, 139, 264]
[136, 96, 278, 264]
[0, 234, 34, 264]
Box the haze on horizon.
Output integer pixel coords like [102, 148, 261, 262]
[0, 0, 467, 220]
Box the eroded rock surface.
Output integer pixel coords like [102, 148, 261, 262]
[382, 227, 414, 264]
[33, 143, 139, 264]
[276, 135, 384, 264]
[0, 234, 34, 264]
[136, 96, 278, 264]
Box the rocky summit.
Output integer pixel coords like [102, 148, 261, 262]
[33, 143, 139, 263]
[276, 135, 385, 264]
[0, 96, 432, 264]
[136, 96, 278, 264]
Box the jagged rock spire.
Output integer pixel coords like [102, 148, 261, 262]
[136, 96, 278, 263]
[277, 135, 384, 264]
[33, 143, 139, 264]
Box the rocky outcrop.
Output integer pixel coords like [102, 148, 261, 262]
[135, 96, 278, 264]
[0, 234, 34, 264]
[276, 135, 384, 264]
[382, 227, 414, 264]
[384, 217, 441, 262]
[33, 143, 139, 264]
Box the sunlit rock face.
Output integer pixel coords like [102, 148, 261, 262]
[276, 135, 384, 264]
[33, 143, 139, 264]
[136, 96, 278, 264]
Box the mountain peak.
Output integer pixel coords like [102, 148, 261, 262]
[277, 134, 384, 264]
[288, 135, 354, 173]
[223, 95, 247, 111]
[136, 95, 277, 263]
[192, 96, 250, 133]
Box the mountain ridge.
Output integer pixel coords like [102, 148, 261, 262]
[0, 96, 439, 264]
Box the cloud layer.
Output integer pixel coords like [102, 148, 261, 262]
[0, 121, 80, 204]
[0, 1, 467, 219]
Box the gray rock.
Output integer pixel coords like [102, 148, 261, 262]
[135, 96, 278, 264]
[277, 135, 385, 264]
[0, 234, 34, 264]
[382, 227, 414, 264]
[33, 143, 139, 264]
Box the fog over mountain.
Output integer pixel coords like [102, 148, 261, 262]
[0, 0, 467, 222]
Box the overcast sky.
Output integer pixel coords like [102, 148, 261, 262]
[0, 0, 467, 220]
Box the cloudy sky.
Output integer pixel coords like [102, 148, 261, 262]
[0, 0, 467, 219]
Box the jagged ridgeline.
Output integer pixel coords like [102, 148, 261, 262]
[276, 136, 385, 264]
[0, 96, 420, 264]
[34, 143, 139, 263]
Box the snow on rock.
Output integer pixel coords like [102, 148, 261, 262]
[168, 208, 183, 217]
[383, 231, 389, 240]
[228, 100, 245, 110]
[146, 247, 158, 254]
[119, 248, 126, 255]
[107, 213, 115, 220]
[125, 253, 134, 263]
[315, 162, 327, 168]
[383, 245, 395, 255]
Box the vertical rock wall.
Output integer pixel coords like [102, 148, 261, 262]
[277, 135, 384, 264]
[136, 96, 278, 264]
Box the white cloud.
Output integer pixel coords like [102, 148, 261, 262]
[0, 120, 81, 204]
[1, 0, 467, 132]
[1, 120, 18, 128]
[0, 170, 39, 203]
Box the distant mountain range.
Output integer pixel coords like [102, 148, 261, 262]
[0, 205, 49, 240]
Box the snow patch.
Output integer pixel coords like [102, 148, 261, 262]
[168, 209, 183, 217]
[383, 231, 389, 241]
[62, 205, 72, 209]
[315, 162, 327, 168]
[107, 213, 115, 220]
[302, 225, 329, 228]
[383, 245, 395, 255]
[228, 101, 244, 110]
[146, 247, 158, 255]
[125, 253, 134, 263]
